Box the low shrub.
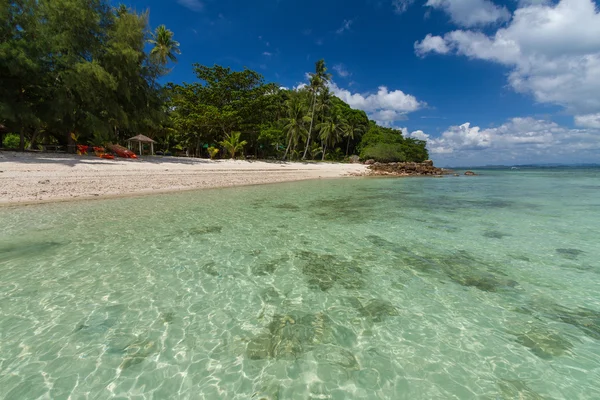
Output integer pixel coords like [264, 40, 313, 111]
[2, 133, 20, 149]
[360, 143, 407, 163]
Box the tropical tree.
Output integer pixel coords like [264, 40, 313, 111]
[282, 93, 308, 160]
[303, 59, 331, 159]
[317, 109, 347, 160]
[149, 25, 181, 66]
[343, 115, 365, 156]
[219, 131, 247, 159]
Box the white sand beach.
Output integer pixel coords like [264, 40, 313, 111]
[0, 151, 367, 205]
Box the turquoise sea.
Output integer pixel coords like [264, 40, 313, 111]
[1, 168, 600, 399]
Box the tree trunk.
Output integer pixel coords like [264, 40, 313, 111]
[302, 93, 316, 160]
[345, 137, 350, 156]
[282, 134, 293, 160]
[322, 142, 327, 161]
[19, 127, 25, 152]
[28, 129, 40, 150]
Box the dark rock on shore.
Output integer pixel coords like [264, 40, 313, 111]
[367, 160, 448, 177]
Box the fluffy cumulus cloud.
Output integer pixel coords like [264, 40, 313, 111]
[427, 117, 600, 165]
[415, 0, 600, 120]
[425, 0, 510, 27]
[177, 0, 203, 12]
[329, 82, 425, 125]
[415, 34, 451, 56]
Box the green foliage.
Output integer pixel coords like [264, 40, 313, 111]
[2, 133, 20, 149]
[207, 146, 219, 159]
[358, 123, 429, 162]
[0, 3, 430, 162]
[219, 131, 247, 159]
[360, 143, 407, 163]
[0, 0, 173, 150]
[149, 25, 180, 66]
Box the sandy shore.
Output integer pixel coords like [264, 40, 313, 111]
[0, 151, 367, 205]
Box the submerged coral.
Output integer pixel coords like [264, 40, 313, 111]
[297, 251, 364, 291]
[514, 326, 574, 359]
[245, 311, 356, 361]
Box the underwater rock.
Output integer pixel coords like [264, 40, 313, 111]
[189, 226, 223, 235]
[496, 379, 549, 400]
[260, 286, 282, 304]
[556, 248, 585, 260]
[358, 299, 400, 322]
[365, 235, 410, 255]
[514, 327, 574, 359]
[298, 251, 364, 291]
[517, 301, 600, 342]
[483, 230, 511, 239]
[448, 271, 518, 292]
[201, 262, 220, 277]
[119, 337, 159, 370]
[312, 344, 359, 370]
[252, 255, 289, 276]
[273, 203, 301, 211]
[552, 306, 600, 340]
[245, 312, 349, 361]
[160, 311, 175, 324]
[0, 241, 64, 262]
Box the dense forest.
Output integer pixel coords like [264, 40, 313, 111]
[0, 0, 429, 162]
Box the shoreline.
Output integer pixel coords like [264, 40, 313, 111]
[0, 151, 368, 206]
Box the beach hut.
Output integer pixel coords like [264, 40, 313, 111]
[127, 134, 156, 156]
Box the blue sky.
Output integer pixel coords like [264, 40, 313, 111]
[122, 0, 600, 166]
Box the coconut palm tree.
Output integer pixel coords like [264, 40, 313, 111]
[282, 94, 308, 160]
[344, 119, 364, 156]
[219, 131, 247, 159]
[317, 110, 347, 161]
[302, 59, 331, 160]
[149, 25, 181, 66]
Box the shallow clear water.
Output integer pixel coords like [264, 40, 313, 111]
[1, 168, 600, 399]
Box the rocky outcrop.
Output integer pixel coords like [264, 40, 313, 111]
[464, 171, 477, 176]
[367, 161, 448, 176]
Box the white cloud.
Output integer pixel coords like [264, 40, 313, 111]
[332, 64, 351, 78]
[415, 0, 600, 119]
[415, 34, 451, 56]
[392, 0, 416, 14]
[427, 117, 600, 165]
[425, 0, 510, 27]
[408, 130, 430, 141]
[177, 0, 203, 12]
[262, 52, 272, 56]
[575, 113, 600, 128]
[336, 19, 354, 34]
[329, 82, 425, 124]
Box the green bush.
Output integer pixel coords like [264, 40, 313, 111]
[360, 143, 407, 163]
[2, 133, 20, 149]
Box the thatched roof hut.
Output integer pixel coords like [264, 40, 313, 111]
[127, 134, 156, 155]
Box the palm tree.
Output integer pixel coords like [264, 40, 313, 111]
[317, 110, 347, 161]
[149, 25, 181, 66]
[344, 119, 364, 156]
[282, 93, 308, 160]
[302, 59, 331, 160]
[219, 131, 247, 159]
